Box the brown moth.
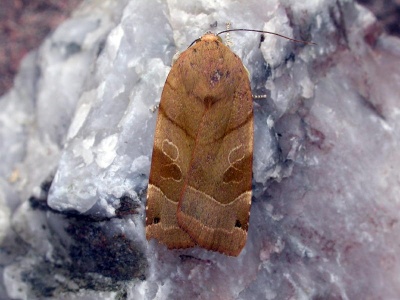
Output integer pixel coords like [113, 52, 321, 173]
[145, 29, 314, 256]
[146, 32, 253, 256]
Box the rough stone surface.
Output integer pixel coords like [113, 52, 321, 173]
[1, 0, 400, 299]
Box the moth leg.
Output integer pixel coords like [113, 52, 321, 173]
[149, 103, 159, 113]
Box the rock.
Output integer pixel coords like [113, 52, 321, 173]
[1, 0, 400, 299]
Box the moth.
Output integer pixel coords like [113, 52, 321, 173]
[146, 29, 314, 256]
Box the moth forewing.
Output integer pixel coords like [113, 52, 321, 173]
[146, 33, 253, 256]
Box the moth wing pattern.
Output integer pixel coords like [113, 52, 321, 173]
[146, 33, 253, 256]
[146, 52, 196, 249]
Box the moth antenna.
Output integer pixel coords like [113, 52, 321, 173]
[188, 37, 201, 48]
[217, 28, 317, 45]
